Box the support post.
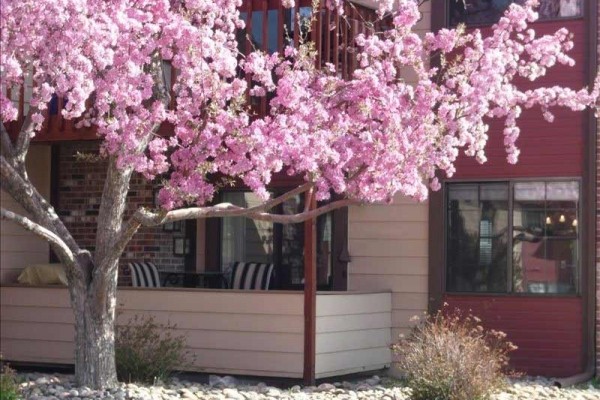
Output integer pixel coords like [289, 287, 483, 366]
[303, 190, 317, 386]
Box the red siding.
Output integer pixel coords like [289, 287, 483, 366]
[444, 295, 584, 377]
[452, 19, 587, 179]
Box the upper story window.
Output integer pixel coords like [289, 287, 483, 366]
[446, 180, 580, 295]
[449, 0, 584, 27]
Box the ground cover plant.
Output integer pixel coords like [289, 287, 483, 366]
[115, 315, 189, 384]
[0, 363, 21, 400]
[393, 307, 518, 400]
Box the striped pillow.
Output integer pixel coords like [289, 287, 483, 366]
[230, 262, 274, 290]
[128, 262, 161, 287]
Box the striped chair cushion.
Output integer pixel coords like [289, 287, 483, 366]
[128, 262, 161, 287]
[229, 262, 274, 290]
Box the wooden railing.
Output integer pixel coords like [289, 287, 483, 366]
[4, 0, 378, 142]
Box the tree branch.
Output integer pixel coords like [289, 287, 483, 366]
[0, 122, 16, 163]
[0, 208, 75, 265]
[14, 106, 39, 175]
[134, 198, 357, 226]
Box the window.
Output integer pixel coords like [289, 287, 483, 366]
[449, 0, 583, 27]
[446, 183, 509, 292]
[446, 180, 580, 294]
[220, 190, 335, 289]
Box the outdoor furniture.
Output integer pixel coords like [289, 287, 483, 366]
[17, 263, 68, 286]
[128, 261, 161, 287]
[162, 271, 228, 288]
[228, 262, 274, 290]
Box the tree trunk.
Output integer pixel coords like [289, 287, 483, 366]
[70, 261, 119, 389]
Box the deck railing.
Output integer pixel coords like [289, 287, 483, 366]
[4, 0, 378, 142]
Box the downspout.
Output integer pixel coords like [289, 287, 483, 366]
[554, 0, 598, 387]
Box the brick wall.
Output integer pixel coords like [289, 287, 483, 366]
[56, 142, 187, 285]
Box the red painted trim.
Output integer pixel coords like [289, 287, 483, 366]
[303, 191, 317, 385]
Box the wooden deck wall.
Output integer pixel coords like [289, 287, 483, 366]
[0, 145, 51, 283]
[315, 292, 392, 378]
[1, 287, 392, 378]
[1, 287, 305, 378]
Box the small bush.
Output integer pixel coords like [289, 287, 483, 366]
[393, 307, 517, 400]
[0, 363, 21, 400]
[115, 314, 189, 384]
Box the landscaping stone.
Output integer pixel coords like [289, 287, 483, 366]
[16, 372, 600, 400]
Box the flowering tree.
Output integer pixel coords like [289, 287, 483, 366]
[0, 0, 597, 388]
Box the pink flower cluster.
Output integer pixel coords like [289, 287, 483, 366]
[1, 0, 597, 208]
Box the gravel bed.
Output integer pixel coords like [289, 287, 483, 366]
[16, 373, 600, 400]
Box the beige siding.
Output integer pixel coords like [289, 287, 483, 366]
[315, 292, 392, 378]
[0, 145, 52, 284]
[348, 194, 429, 344]
[1, 287, 305, 378]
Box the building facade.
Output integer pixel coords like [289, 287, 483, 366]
[0, 0, 598, 381]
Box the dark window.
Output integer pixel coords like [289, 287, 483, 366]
[446, 180, 580, 294]
[446, 183, 509, 292]
[449, 0, 583, 27]
[220, 191, 334, 290]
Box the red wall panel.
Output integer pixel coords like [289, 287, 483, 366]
[451, 19, 587, 180]
[444, 295, 584, 377]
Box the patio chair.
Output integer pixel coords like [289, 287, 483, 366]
[128, 261, 161, 287]
[227, 262, 274, 290]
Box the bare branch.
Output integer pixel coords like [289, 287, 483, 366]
[134, 198, 357, 226]
[1, 207, 75, 265]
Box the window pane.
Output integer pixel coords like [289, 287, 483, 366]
[512, 181, 579, 294]
[446, 183, 509, 292]
[449, 0, 583, 27]
[281, 195, 305, 285]
[221, 192, 274, 271]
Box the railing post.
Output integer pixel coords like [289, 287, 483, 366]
[303, 189, 317, 386]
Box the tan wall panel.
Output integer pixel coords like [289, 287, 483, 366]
[1, 339, 74, 364]
[391, 292, 429, 311]
[349, 238, 427, 258]
[116, 310, 303, 333]
[1, 287, 304, 378]
[1, 321, 74, 342]
[351, 256, 428, 275]
[348, 222, 427, 240]
[1, 305, 75, 324]
[350, 204, 427, 222]
[0, 145, 52, 284]
[315, 293, 392, 376]
[316, 292, 391, 316]
[348, 192, 429, 379]
[316, 329, 390, 353]
[316, 312, 390, 333]
[118, 289, 304, 315]
[315, 348, 392, 377]
[350, 275, 428, 293]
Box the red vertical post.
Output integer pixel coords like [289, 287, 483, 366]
[303, 190, 317, 386]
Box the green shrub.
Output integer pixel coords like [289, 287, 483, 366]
[115, 314, 189, 384]
[393, 307, 517, 400]
[0, 363, 21, 400]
